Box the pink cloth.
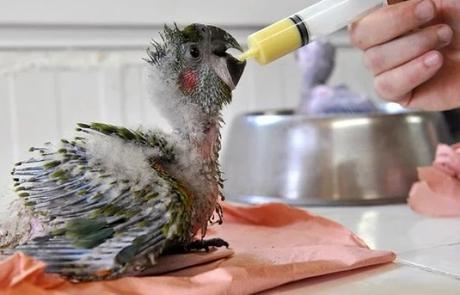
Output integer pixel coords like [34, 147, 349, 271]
[409, 143, 460, 217]
[0, 203, 395, 295]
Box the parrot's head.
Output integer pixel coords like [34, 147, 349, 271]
[146, 24, 246, 132]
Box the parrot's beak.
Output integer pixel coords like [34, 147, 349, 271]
[208, 26, 246, 90]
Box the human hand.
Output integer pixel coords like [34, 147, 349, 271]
[349, 0, 460, 111]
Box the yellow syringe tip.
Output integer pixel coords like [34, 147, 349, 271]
[238, 48, 258, 62]
[246, 18, 303, 65]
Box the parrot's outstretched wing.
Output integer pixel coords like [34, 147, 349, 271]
[8, 123, 193, 281]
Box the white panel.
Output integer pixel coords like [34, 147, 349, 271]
[0, 26, 351, 50]
[123, 65, 146, 126]
[0, 78, 13, 189]
[56, 70, 101, 139]
[0, 0, 317, 26]
[0, 25, 251, 50]
[98, 66, 124, 125]
[13, 71, 59, 160]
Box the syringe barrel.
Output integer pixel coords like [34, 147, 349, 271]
[246, 18, 305, 65]
[297, 0, 385, 41]
[247, 0, 387, 65]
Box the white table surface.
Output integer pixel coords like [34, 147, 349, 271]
[263, 205, 460, 294]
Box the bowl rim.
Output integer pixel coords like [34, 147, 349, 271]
[239, 109, 440, 121]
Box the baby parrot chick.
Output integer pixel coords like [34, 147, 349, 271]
[3, 23, 246, 281]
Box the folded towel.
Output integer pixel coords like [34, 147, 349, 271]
[0, 203, 395, 295]
[409, 143, 460, 217]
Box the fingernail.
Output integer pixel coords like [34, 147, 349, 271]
[424, 52, 441, 67]
[415, 0, 435, 22]
[437, 26, 453, 44]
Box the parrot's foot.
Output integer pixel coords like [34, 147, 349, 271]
[185, 238, 229, 252]
[165, 238, 229, 254]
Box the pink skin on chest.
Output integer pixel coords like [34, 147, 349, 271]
[195, 124, 220, 198]
[198, 124, 217, 159]
[191, 124, 221, 236]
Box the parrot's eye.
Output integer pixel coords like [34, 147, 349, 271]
[189, 45, 200, 59]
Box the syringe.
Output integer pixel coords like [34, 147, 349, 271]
[239, 0, 403, 65]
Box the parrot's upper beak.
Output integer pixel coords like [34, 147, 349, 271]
[208, 26, 246, 90]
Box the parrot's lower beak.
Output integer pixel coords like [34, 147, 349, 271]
[208, 26, 246, 90]
[226, 54, 246, 89]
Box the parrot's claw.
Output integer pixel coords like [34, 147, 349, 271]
[165, 238, 229, 254]
[185, 238, 229, 252]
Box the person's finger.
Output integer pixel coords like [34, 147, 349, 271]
[373, 50, 443, 101]
[402, 61, 460, 111]
[350, 0, 437, 50]
[364, 24, 453, 75]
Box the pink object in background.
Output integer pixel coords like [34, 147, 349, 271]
[409, 144, 460, 217]
[0, 203, 395, 295]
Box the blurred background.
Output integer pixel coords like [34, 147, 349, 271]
[0, 0, 379, 190]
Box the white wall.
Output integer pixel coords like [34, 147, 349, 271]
[0, 0, 377, 190]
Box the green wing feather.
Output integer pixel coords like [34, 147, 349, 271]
[8, 123, 193, 281]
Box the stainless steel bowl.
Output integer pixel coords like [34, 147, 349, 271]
[222, 110, 452, 206]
